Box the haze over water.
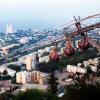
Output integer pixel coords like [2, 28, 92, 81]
[0, 0, 100, 32]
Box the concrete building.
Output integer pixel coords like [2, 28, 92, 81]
[19, 37, 28, 44]
[37, 47, 51, 58]
[88, 58, 100, 66]
[77, 63, 82, 67]
[16, 72, 22, 83]
[25, 55, 37, 71]
[94, 58, 100, 65]
[67, 65, 86, 74]
[21, 71, 31, 84]
[0, 66, 16, 77]
[31, 71, 48, 85]
[2, 48, 9, 55]
[6, 68, 16, 77]
[88, 59, 95, 65]
[16, 71, 48, 85]
[83, 61, 90, 67]
[39, 55, 50, 63]
[89, 65, 97, 72]
[16, 71, 31, 84]
[25, 56, 32, 71]
[44, 47, 51, 52]
[6, 24, 13, 34]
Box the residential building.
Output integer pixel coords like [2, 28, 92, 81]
[25, 56, 32, 71]
[16, 71, 31, 84]
[16, 71, 48, 85]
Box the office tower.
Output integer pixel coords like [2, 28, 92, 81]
[6, 24, 13, 34]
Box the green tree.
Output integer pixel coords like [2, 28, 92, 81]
[61, 73, 100, 100]
[14, 89, 59, 100]
[47, 72, 58, 95]
[0, 92, 14, 100]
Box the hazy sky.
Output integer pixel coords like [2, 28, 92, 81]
[0, 0, 100, 32]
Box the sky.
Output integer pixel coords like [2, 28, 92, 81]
[0, 0, 100, 32]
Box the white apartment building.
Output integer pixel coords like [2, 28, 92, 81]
[67, 65, 87, 74]
[39, 55, 50, 63]
[0, 66, 16, 77]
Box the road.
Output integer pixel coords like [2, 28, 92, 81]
[0, 38, 63, 65]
